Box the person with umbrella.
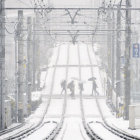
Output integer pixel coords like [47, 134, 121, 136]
[88, 77, 99, 96]
[79, 82, 84, 92]
[60, 80, 67, 94]
[67, 80, 75, 97]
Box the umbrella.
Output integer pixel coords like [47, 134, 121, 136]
[88, 77, 96, 81]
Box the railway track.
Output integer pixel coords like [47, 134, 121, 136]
[52, 44, 88, 140]
[0, 45, 61, 140]
[2, 44, 140, 140]
[87, 44, 140, 140]
[0, 61, 49, 138]
[43, 44, 70, 140]
[77, 44, 103, 140]
[0, 123, 25, 136]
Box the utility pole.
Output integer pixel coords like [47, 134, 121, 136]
[27, 17, 33, 115]
[0, 0, 5, 130]
[14, 31, 18, 123]
[32, 18, 36, 91]
[124, 0, 131, 120]
[36, 14, 40, 90]
[107, 7, 112, 100]
[116, 5, 121, 111]
[17, 10, 24, 122]
[32, 14, 40, 90]
[111, 11, 115, 91]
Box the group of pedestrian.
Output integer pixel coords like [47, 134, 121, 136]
[61, 80, 75, 97]
[60, 77, 99, 96]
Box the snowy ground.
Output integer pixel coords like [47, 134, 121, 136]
[2, 43, 140, 139]
[56, 98, 90, 140]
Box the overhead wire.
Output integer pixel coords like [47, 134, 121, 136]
[32, 0, 58, 42]
[17, 0, 32, 8]
[5, 22, 18, 34]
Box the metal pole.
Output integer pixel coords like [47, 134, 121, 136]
[124, 0, 131, 120]
[32, 18, 36, 91]
[14, 36, 18, 122]
[0, 0, 5, 130]
[111, 11, 115, 91]
[107, 8, 112, 100]
[36, 14, 40, 90]
[116, 5, 121, 113]
[17, 10, 24, 122]
[27, 17, 33, 115]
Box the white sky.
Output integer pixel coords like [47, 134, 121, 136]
[5, 0, 140, 8]
[5, 0, 140, 20]
[5, 0, 101, 8]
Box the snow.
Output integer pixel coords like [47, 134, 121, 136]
[66, 98, 81, 117]
[7, 123, 21, 129]
[79, 44, 90, 65]
[22, 122, 57, 140]
[3, 43, 140, 139]
[31, 92, 41, 101]
[69, 44, 79, 65]
[98, 99, 113, 118]
[0, 46, 59, 139]
[83, 99, 100, 118]
[47, 99, 63, 116]
[106, 118, 140, 138]
[28, 43, 140, 139]
[89, 121, 124, 140]
[56, 118, 90, 140]
[56, 96, 90, 140]
[57, 44, 68, 65]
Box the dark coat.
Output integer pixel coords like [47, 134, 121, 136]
[92, 81, 97, 90]
[67, 81, 74, 91]
[61, 80, 67, 89]
[79, 83, 84, 91]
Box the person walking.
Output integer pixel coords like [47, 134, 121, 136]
[79, 82, 84, 92]
[92, 80, 99, 96]
[67, 80, 75, 97]
[60, 80, 67, 94]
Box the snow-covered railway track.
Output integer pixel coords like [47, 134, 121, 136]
[87, 45, 140, 140]
[77, 44, 102, 140]
[43, 45, 70, 140]
[0, 45, 61, 140]
[43, 94, 67, 140]
[0, 123, 25, 136]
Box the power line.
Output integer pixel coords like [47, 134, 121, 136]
[17, 0, 32, 8]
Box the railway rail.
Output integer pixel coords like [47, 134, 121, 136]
[1, 44, 140, 140]
[45, 44, 89, 140]
[0, 123, 25, 136]
[0, 45, 61, 140]
[87, 44, 140, 140]
[77, 44, 103, 140]
[0, 63, 49, 138]
[43, 45, 70, 140]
